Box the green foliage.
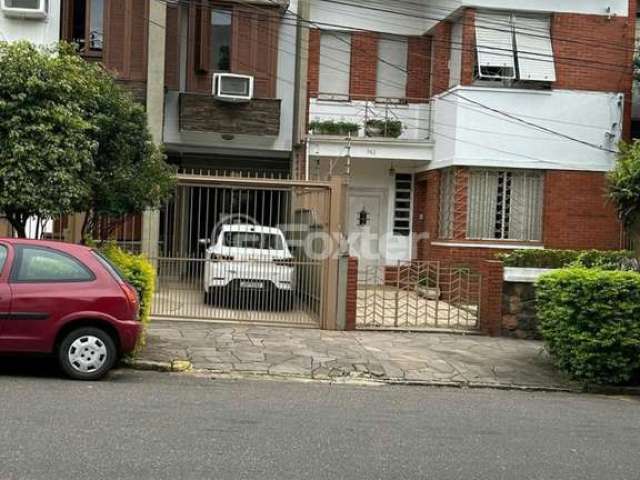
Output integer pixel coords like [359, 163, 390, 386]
[101, 244, 155, 352]
[0, 41, 95, 236]
[365, 119, 403, 138]
[608, 141, 640, 253]
[309, 119, 360, 136]
[0, 40, 174, 238]
[497, 249, 635, 270]
[537, 268, 640, 385]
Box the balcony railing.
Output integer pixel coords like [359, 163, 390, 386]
[309, 94, 432, 141]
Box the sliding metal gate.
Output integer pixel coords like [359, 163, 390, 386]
[356, 261, 481, 331]
[150, 173, 334, 328]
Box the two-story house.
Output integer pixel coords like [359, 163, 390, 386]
[305, 0, 635, 270]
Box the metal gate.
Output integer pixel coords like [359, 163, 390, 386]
[356, 261, 481, 331]
[150, 172, 335, 328]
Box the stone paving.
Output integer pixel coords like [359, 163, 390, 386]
[139, 320, 577, 390]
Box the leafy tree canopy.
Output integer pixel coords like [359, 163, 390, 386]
[0, 41, 174, 239]
[609, 141, 640, 256]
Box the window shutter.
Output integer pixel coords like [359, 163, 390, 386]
[318, 31, 351, 100]
[232, 6, 279, 98]
[475, 12, 516, 79]
[195, 1, 211, 73]
[514, 15, 556, 82]
[376, 35, 408, 100]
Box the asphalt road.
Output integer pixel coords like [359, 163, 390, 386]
[1, 362, 639, 480]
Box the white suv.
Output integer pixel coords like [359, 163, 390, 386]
[203, 224, 295, 303]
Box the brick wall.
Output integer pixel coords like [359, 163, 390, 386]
[345, 256, 359, 331]
[414, 168, 624, 270]
[406, 36, 431, 102]
[459, 8, 476, 86]
[308, 28, 320, 98]
[350, 32, 379, 99]
[430, 21, 452, 96]
[543, 170, 624, 250]
[478, 260, 504, 336]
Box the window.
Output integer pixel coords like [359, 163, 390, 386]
[377, 35, 408, 100]
[467, 169, 544, 241]
[3, 0, 42, 9]
[393, 174, 413, 236]
[475, 11, 556, 83]
[438, 169, 455, 239]
[92, 250, 126, 283]
[0, 245, 7, 273]
[319, 31, 351, 100]
[64, 0, 104, 55]
[449, 20, 463, 87]
[211, 8, 232, 72]
[223, 232, 283, 250]
[12, 247, 94, 283]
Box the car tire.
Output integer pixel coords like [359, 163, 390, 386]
[58, 327, 117, 381]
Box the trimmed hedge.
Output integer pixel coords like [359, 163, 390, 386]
[537, 268, 640, 385]
[498, 249, 635, 270]
[101, 244, 155, 351]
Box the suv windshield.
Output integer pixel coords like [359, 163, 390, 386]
[222, 232, 284, 250]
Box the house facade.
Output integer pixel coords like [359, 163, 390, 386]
[305, 0, 636, 270]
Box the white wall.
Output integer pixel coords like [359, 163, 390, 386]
[431, 86, 623, 172]
[0, 1, 61, 45]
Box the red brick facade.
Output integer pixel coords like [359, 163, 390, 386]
[307, 28, 321, 98]
[349, 32, 379, 99]
[345, 256, 359, 331]
[413, 167, 624, 270]
[406, 36, 431, 102]
[430, 21, 452, 96]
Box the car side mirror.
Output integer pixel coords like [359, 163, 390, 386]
[198, 238, 211, 247]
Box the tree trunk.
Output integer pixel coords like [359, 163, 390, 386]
[6, 213, 27, 238]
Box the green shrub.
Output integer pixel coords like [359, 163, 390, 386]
[497, 249, 635, 270]
[309, 120, 360, 136]
[537, 268, 640, 385]
[101, 244, 155, 352]
[365, 119, 403, 138]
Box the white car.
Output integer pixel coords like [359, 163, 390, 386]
[203, 224, 295, 303]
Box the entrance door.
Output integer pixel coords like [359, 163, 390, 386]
[348, 191, 385, 271]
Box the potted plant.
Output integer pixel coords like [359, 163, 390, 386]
[365, 119, 403, 138]
[309, 120, 360, 136]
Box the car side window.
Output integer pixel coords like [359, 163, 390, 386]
[0, 245, 7, 274]
[12, 246, 94, 283]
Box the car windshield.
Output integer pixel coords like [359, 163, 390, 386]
[222, 232, 284, 250]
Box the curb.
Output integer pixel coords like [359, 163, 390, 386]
[121, 358, 192, 373]
[123, 360, 640, 396]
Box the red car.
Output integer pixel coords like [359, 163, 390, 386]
[0, 239, 141, 380]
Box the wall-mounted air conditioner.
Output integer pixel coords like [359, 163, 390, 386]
[1, 0, 48, 19]
[212, 73, 254, 103]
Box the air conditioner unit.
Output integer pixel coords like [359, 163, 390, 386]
[1, 0, 48, 19]
[212, 73, 254, 103]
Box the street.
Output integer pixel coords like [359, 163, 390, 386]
[0, 365, 639, 480]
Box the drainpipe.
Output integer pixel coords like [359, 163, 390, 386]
[141, 0, 167, 261]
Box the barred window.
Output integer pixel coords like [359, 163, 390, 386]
[438, 169, 455, 239]
[467, 169, 544, 241]
[393, 174, 413, 236]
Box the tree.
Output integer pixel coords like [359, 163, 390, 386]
[0, 41, 174, 239]
[608, 141, 640, 257]
[76, 63, 175, 240]
[0, 41, 95, 237]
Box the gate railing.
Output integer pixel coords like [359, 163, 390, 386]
[356, 260, 481, 330]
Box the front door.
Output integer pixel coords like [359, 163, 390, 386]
[348, 191, 385, 271]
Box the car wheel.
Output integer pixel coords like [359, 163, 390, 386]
[58, 327, 117, 381]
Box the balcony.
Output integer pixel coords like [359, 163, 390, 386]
[308, 95, 433, 161]
[179, 93, 281, 136]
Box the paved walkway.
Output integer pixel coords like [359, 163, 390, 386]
[138, 320, 577, 390]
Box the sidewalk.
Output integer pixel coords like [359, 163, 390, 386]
[137, 320, 577, 391]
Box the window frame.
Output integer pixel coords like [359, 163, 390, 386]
[392, 173, 413, 237]
[318, 30, 352, 101]
[376, 34, 409, 102]
[10, 245, 96, 284]
[62, 0, 105, 58]
[210, 6, 233, 72]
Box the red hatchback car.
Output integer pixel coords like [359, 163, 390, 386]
[0, 239, 142, 380]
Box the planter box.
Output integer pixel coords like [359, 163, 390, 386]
[503, 267, 554, 283]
